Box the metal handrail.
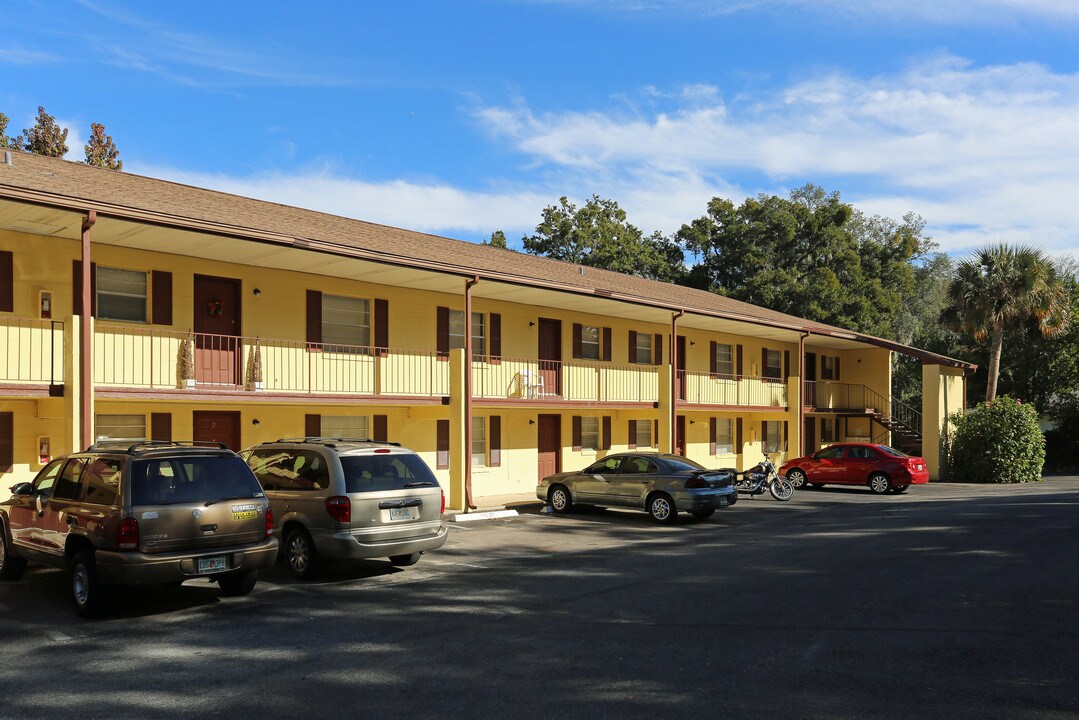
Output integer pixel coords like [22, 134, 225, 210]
[804, 380, 922, 437]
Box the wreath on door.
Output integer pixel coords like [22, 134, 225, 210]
[207, 299, 226, 317]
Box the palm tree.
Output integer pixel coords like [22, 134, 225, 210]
[942, 244, 1070, 401]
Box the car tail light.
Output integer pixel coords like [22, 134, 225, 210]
[440, 489, 446, 515]
[325, 496, 351, 523]
[265, 505, 274, 538]
[685, 476, 707, 489]
[116, 517, 139, 551]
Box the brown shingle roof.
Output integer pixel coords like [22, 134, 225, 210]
[0, 150, 974, 369]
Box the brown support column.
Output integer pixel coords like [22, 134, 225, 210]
[463, 276, 479, 510]
[799, 331, 808, 456]
[80, 210, 96, 450]
[671, 310, 684, 453]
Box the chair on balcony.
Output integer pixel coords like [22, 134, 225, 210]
[519, 370, 545, 399]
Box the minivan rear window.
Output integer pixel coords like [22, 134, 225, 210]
[341, 454, 439, 493]
[131, 455, 264, 506]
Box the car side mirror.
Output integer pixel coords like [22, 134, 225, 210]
[10, 482, 33, 496]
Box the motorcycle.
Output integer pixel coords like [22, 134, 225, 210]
[736, 454, 794, 501]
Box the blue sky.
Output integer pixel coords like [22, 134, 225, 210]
[3, 0, 1079, 258]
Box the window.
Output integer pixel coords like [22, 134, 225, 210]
[130, 456, 262, 506]
[816, 445, 845, 459]
[32, 460, 64, 496]
[322, 294, 370, 349]
[764, 349, 782, 379]
[821, 355, 838, 380]
[580, 417, 600, 451]
[450, 310, 486, 357]
[471, 416, 486, 467]
[53, 458, 88, 500]
[586, 457, 622, 474]
[621, 457, 657, 474]
[95, 414, 146, 442]
[322, 416, 369, 440]
[849, 446, 873, 459]
[97, 266, 147, 322]
[821, 418, 836, 443]
[82, 458, 122, 506]
[580, 325, 601, 360]
[341, 454, 440, 492]
[715, 418, 734, 454]
[632, 420, 653, 448]
[635, 333, 653, 365]
[248, 450, 330, 492]
[764, 421, 782, 453]
[715, 343, 734, 376]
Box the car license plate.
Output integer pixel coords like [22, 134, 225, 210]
[197, 556, 227, 574]
[389, 507, 414, 521]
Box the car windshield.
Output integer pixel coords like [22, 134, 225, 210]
[341, 454, 439, 493]
[663, 456, 706, 472]
[130, 456, 264, 506]
[876, 445, 910, 458]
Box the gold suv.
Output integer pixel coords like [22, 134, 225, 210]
[0, 441, 278, 617]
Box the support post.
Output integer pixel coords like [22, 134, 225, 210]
[80, 210, 96, 450]
[670, 310, 684, 454]
[463, 276, 479, 510]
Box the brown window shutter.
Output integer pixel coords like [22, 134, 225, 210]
[490, 415, 501, 467]
[736, 344, 743, 376]
[602, 327, 612, 362]
[602, 416, 611, 450]
[0, 412, 12, 472]
[654, 334, 663, 365]
[653, 419, 659, 448]
[306, 290, 322, 346]
[150, 413, 172, 442]
[784, 350, 790, 380]
[572, 323, 583, 359]
[72, 260, 97, 317]
[571, 416, 582, 451]
[0, 251, 12, 313]
[305, 414, 321, 438]
[709, 417, 717, 455]
[628, 330, 637, 363]
[835, 357, 841, 381]
[761, 348, 768, 377]
[736, 418, 743, 451]
[374, 298, 389, 356]
[151, 270, 173, 326]
[783, 420, 789, 451]
[373, 415, 388, 442]
[628, 420, 637, 450]
[436, 420, 449, 469]
[436, 306, 450, 359]
[489, 313, 501, 364]
[709, 341, 717, 376]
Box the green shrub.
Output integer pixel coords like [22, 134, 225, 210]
[947, 396, 1045, 483]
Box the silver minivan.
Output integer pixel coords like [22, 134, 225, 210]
[244, 438, 448, 579]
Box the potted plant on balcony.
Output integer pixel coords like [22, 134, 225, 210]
[176, 331, 195, 389]
[245, 337, 264, 391]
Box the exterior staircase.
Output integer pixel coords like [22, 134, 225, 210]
[806, 381, 923, 456]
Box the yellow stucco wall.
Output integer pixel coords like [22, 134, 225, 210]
[922, 364, 966, 481]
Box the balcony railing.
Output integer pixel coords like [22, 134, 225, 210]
[94, 325, 448, 397]
[804, 380, 922, 435]
[472, 357, 659, 403]
[678, 371, 788, 407]
[0, 317, 64, 385]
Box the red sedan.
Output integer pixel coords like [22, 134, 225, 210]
[779, 443, 929, 494]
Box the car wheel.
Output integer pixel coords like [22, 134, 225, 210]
[389, 552, 421, 567]
[218, 570, 258, 596]
[868, 473, 892, 494]
[549, 485, 573, 514]
[70, 549, 104, 618]
[786, 469, 808, 489]
[690, 508, 715, 520]
[284, 527, 321, 580]
[0, 521, 27, 581]
[891, 485, 909, 494]
[647, 493, 677, 524]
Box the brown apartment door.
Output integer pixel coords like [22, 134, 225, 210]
[804, 352, 817, 408]
[675, 415, 686, 457]
[676, 335, 687, 401]
[537, 414, 561, 481]
[193, 411, 241, 451]
[194, 275, 242, 385]
[537, 318, 562, 397]
[804, 416, 815, 456]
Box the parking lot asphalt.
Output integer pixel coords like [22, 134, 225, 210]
[2, 478, 1078, 720]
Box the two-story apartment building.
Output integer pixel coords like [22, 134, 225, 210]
[0, 151, 972, 510]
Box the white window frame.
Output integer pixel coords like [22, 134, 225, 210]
[635, 333, 653, 365]
[322, 294, 371, 349]
[764, 420, 782, 453]
[715, 343, 734, 376]
[764, 349, 782, 378]
[450, 310, 487, 357]
[580, 325, 601, 361]
[322, 415, 370, 440]
[580, 417, 600, 451]
[715, 418, 734, 455]
[471, 416, 487, 467]
[95, 413, 147, 442]
[633, 419, 653, 449]
[96, 266, 147, 323]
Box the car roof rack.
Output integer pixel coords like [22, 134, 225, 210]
[267, 437, 402, 448]
[84, 439, 230, 453]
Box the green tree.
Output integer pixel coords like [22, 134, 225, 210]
[523, 195, 685, 283]
[941, 244, 1070, 402]
[22, 106, 69, 157]
[84, 122, 122, 170]
[483, 230, 509, 249]
[0, 112, 22, 149]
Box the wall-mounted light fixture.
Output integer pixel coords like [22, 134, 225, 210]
[529, 419, 536, 425]
[253, 288, 262, 297]
[690, 341, 696, 347]
[529, 321, 536, 327]
[252, 418, 261, 426]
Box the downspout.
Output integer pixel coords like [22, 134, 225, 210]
[671, 309, 684, 453]
[80, 210, 96, 450]
[798, 331, 809, 456]
[463, 276, 479, 510]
